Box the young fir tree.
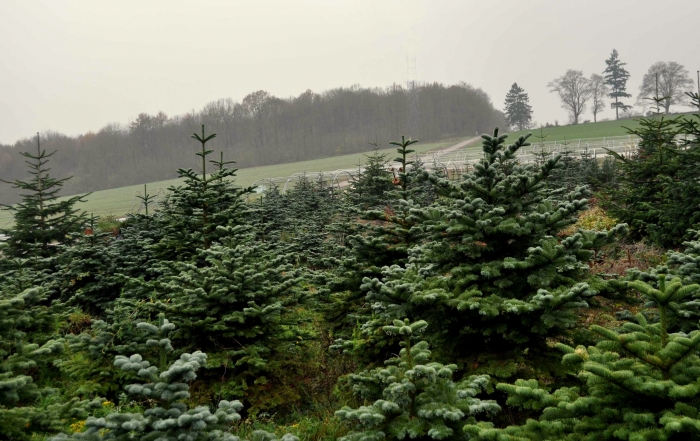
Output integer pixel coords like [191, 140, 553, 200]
[51, 314, 298, 441]
[358, 129, 626, 377]
[155, 125, 252, 261]
[277, 175, 340, 268]
[0, 287, 102, 440]
[336, 319, 500, 441]
[328, 137, 427, 343]
[464, 274, 700, 440]
[52, 215, 123, 316]
[0, 133, 89, 259]
[504, 83, 533, 131]
[120, 222, 306, 410]
[349, 151, 394, 211]
[603, 91, 700, 247]
[603, 49, 633, 120]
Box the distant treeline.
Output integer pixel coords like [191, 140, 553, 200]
[0, 82, 504, 204]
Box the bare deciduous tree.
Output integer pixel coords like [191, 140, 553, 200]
[637, 62, 694, 114]
[589, 74, 608, 123]
[548, 70, 593, 124]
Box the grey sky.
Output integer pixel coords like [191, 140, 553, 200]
[1, 0, 698, 145]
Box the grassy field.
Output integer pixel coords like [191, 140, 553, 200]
[0, 138, 457, 226]
[3, 111, 694, 227]
[504, 112, 696, 143]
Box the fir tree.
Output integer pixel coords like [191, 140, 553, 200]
[0, 133, 89, 259]
[328, 137, 426, 345]
[504, 83, 533, 131]
[464, 274, 700, 440]
[53, 215, 123, 316]
[349, 151, 394, 211]
[155, 125, 252, 261]
[0, 287, 101, 440]
[357, 129, 626, 377]
[603, 49, 633, 120]
[336, 319, 499, 441]
[277, 175, 340, 268]
[603, 91, 700, 247]
[51, 314, 298, 441]
[124, 226, 306, 410]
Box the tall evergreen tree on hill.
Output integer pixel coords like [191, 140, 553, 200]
[603, 49, 633, 120]
[504, 83, 533, 131]
[0, 133, 89, 259]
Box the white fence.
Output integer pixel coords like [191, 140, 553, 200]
[249, 135, 649, 194]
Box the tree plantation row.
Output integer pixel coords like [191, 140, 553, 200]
[1, 92, 700, 440]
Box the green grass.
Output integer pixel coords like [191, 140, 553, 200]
[0, 139, 456, 226]
[505, 112, 696, 143]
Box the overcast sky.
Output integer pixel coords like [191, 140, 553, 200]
[1, 0, 698, 145]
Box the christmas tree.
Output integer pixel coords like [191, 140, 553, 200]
[464, 274, 700, 440]
[51, 314, 298, 441]
[1, 133, 89, 259]
[336, 319, 499, 441]
[603, 49, 633, 120]
[358, 129, 625, 377]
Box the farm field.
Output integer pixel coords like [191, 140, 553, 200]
[2, 113, 694, 228]
[504, 112, 695, 143]
[0, 138, 456, 226]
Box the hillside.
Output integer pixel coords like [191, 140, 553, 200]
[0, 82, 504, 205]
[0, 138, 455, 227]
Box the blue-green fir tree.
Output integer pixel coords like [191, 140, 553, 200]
[336, 319, 499, 440]
[1, 287, 102, 440]
[51, 314, 298, 441]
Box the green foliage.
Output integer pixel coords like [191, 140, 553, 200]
[336, 319, 499, 440]
[465, 274, 700, 440]
[349, 151, 394, 211]
[51, 314, 298, 441]
[504, 83, 533, 131]
[0, 133, 89, 259]
[0, 287, 101, 440]
[356, 129, 625, 373]
[155, 125, 253, 260]
[604, 93, 700, 247]
[603, 49, 633, 119]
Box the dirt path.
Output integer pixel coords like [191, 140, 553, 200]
[432, 136, 481, 155]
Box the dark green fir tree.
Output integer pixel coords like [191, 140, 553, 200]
[0, 133, 89, 259]
[465, 274, 700, 440]
[603, 91, 700, 247]
[51, 314, 298, 441]
[155, 125, 252, 261]
[603, 49, 633, 120]
[504, 83, 533, 131]
[349, 151, 394, 211]
[328, 137, 427, 346]
[0, 287, 102, 440]
[357, 129, 625, 378]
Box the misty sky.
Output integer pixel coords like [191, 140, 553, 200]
[1, 0, 698, 145]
